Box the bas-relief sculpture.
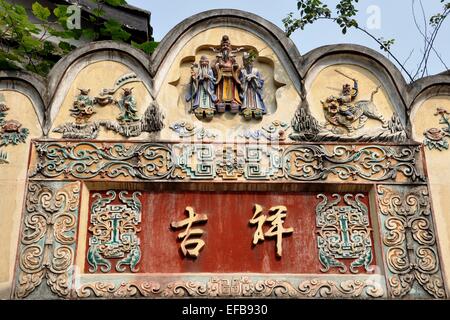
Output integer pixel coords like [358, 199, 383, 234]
[377, 185, 445, 298]
[14, 181, 80, 299]
[316, 194, 373, 274]
[320, 70, 386, 134]
[187, 56, 218, 120]
[76, 276, 385, 298]
[290, 71, 407, 143]
[29, 141, 425, 183]
[3, 10, 449, 300]
[423, 107, 450, 151]
[48, 44, 407, 144]
[53, 73, 164, 139]
[187, 36, 267, 121]
[211, 35, 242, 114]
[0, 94, 29, 164]
[87, 191, 142, 273]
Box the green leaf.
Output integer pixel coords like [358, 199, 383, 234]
[92, 8, 105, 17]
[53, 5, 65, 18]
[13, 4, 27, 16]
[58, 41, 74, 53]
[82, 28, 96, 40]
[27, 60, 54, 75]
[101, 19, 131, 41]
[20, 36, 41, 52]
[105, 0, 127, 6]
[32, 2, 51, 22]
[131, 41, 159, 54]
[42, 41, 54, 55]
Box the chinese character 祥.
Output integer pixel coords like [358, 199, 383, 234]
[249, 204, 294, 257]
[171, 206, 208, 258]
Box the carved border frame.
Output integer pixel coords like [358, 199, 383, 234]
[9, 139, 448, 299]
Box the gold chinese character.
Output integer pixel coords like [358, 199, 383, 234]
[249, 204, 266, 245]
[171, 206, 208, 258]
[249, 204, 294, 257]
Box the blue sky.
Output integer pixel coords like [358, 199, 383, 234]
[127, 0, 449, 81]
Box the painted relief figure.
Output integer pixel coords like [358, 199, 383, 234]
[70, 89, 96, 123]
[336, 78, 358, 119]
[321, 69, 386, 134]
[186, 56, 218, 120]
[240, 52, 267, 120]
[117, 87, 140, 122]
[213, 35, 242, 113]
[184, 36, 269, 121]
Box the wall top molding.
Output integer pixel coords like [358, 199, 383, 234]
[0, 9, 449, 138]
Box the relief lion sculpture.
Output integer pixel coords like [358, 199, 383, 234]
[321, 70, 386, 134]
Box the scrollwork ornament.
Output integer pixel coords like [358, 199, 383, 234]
[284, 144, 424, 182]
[76, 277, 384, 299]
[13, 182, 80, 299]
[87, 191, 142, 273]
[377, 185, 446, 298]
[315, 193, 374, 274]
[30, 141, 423, 183]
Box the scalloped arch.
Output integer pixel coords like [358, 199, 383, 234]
[0, 9, 449, 137]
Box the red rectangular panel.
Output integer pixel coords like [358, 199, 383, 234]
[85, 190, 377, 274]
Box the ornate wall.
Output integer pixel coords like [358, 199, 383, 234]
[0, 9, 449, 299]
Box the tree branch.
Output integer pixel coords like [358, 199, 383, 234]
[312, 16, 414, 81]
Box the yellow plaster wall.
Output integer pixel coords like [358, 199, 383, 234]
[411, 96, 450, 289]
[157, 27, 300, 141]
[0, 91, 42, 298]
[308, 64, 395, 133]
[49, 61, 153, 140]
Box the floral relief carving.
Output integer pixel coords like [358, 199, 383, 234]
[423, 107, 450, 151]
[0, 94, 29, 164]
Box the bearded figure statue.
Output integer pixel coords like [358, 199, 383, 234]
[212, 35, 242, 113]
[186, 55, 218, 120]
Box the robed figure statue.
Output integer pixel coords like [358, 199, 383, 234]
[186, 55, 218, 120]
[117, 88, 139, 122]
[213, 35, 242, 113]
[239, 52, 267, 120]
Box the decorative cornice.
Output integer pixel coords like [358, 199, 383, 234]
[76, 276, 385, 299]
[28, 141, 426, 184]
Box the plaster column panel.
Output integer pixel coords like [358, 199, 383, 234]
[411, 95, 450, 290]
[0, 91, 42, 298]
